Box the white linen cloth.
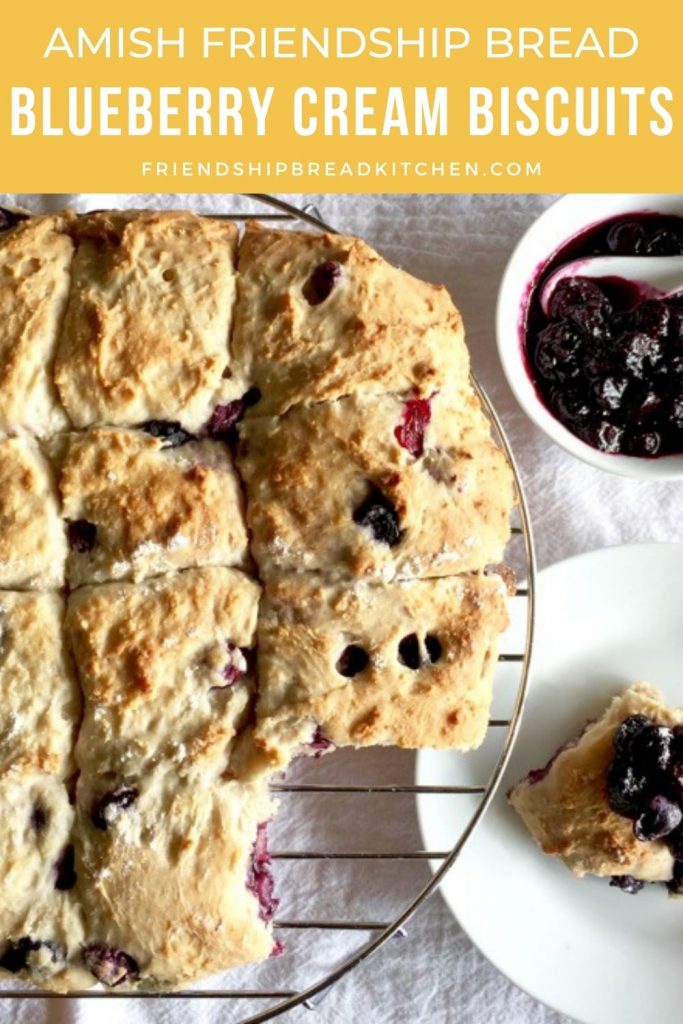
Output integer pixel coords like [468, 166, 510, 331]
[4, 190, 678, 1024]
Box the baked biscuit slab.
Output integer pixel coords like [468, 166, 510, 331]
[0, 592, 80, 779]
[238, 390, 513, 581]
[0, 438, 67, 590]
[0, 776, 90, 992]
[254, 572, 509, 766]
[74, 773, 275, 989]
[509, 683, 680, 883]
[59, 427, 248, 587]
[55, 211, 240, 432]
[232, 223, 469, 415]
[66, 568, 261, 781]
[0, 213, 73, 438]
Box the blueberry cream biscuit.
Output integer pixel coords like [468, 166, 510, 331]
[0, 207, 514, 990]
[510, 683, 683, 892]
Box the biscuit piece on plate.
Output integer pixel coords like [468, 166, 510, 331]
[237, 389, 513, 581]
[509, 683, 683, 887]
[254, 572, 510, 767]
[66, 567, 260, 781]
[0, 212, 73, 438]
[0, 591, 80, 779]
[73, 772, 276, 989]
[59, 427, 248, 587]
[232, 222, 469, 416]
[0, 438, 67, 590]
[55, 211, 240, 432]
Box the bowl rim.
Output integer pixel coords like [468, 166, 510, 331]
[496, 192, 683, 480]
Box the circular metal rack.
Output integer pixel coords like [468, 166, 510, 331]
[0, 194, 535, 1019]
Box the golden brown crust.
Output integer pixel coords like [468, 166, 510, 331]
[232, 222, 469, 415]
[55, 211, 241, 432]
[60, 427, 248, 586]
[238, 389, 513, 581]
[0, 214, 73, 437]
[254, 572, 509, 766]
[509, 683, 680, 882]
[0, 438, 67, 589]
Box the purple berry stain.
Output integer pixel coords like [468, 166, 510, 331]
[394, 396, 432, 458]
[246, 822, 279, 922]
[83, 943, 140, 987]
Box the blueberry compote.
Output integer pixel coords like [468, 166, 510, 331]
[607, 714, 683, 894]
[524, 213, 683, 457]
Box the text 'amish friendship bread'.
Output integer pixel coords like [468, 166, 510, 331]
[0, 207, 515, 991]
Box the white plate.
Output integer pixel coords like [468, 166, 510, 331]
[417, 543, 683, 1024]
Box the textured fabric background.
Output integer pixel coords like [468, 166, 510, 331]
[3, 191, 674, 1024]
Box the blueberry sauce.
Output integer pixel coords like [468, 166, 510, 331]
[524, 213, 683, 458]
[606, 715, 683, 893]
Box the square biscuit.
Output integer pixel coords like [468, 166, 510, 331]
[73, 773, 275, 989]
[0, 592, 80, 779]
[0, 214, 73, 438]
[66, 568, 261, 782]
[59, 427, 248, 587]
[254, 572, 510, 765]
[0, 775, 89, 992]
[55, 211, 241, 432]
[0, 438, 67, 590]
[238, 389, 514, 581]
[232, 222, 469, 416]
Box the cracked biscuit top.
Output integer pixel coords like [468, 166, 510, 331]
[55, 211, 240, 432]
[238, 389, 513, 581]
[232, 222, 469, 416]
[59, 427, 248, 587]
[254, 571, 510, 766]
[0, 213, 73, 437]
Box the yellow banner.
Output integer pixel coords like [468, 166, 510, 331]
[1, 0, 681, 192]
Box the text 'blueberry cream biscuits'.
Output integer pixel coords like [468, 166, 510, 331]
[0, 206, 516, 991]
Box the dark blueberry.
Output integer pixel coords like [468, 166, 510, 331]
[671, 725, 683, 761]
[220, 643, 248, 687]
[309, 726, 333, 754]
[205, 400, 244, 439]
[91, 786, 139, 831]
[614, 331, 663, 379]
[534, 322, 584, 382]
[336, 644, 369, 678]
[629, 724, 673, 773]
[609, 874, 645, 894]
[614, 715, 650, 754]
[645, 228, 683, 256]
[141, 420, 193, 448]
[302, 260, 342, 305]
[246, 822, 279, 922]
[624, 430, 661, 457]
[54, 845, 76, 891]
[607, 756, 649, 819]
[0, 208, 29, 233]
[593, 375, 629, 412]
[353, 488, 403, 547]
[83, 944, 140, 987]
[667, 859, 683, 895]
[634, 794, 682, 841]
[31, 804, 48, 831]
[424, 634, 442, 664]
[606, 220, 647, 255]
[67, 519, 97, 553]
[548, 277, 612, 338]
[394, 397, 432, 458]
[629, 300, 670, 339]
[397, 633, 421, 670]
[0, 937, 62, 974]
[548, 387, 591, 424]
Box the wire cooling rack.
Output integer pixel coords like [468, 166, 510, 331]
[0, 194, 535, 1019]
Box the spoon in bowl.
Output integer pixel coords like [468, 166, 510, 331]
[540, 255, 683, 315]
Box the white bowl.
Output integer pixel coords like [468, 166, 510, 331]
[496, 193, 683, 479]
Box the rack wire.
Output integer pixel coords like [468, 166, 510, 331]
[0, 194, 535, 1019]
